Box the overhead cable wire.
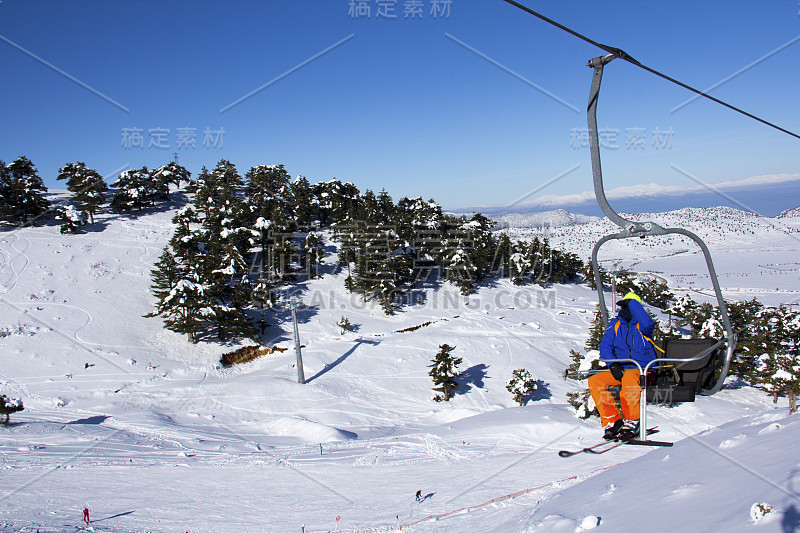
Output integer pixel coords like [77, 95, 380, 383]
[500, 0, 800, 141]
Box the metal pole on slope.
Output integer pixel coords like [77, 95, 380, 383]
[291, 298, 306, 384]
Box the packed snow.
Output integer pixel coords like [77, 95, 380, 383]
[0, 199, 798, 532]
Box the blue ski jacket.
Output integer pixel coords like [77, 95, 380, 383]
[599, 299, 658, 371]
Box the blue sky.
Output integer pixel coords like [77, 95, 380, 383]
[1, 0, 799, 215]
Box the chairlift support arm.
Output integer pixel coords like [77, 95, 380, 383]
[586, 54, 737, 397]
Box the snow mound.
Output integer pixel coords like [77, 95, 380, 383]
[267, 416, 357, 443]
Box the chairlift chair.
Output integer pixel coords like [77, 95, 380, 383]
[585, 54, 738, 442]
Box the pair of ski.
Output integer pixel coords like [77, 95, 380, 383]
[558, 427, 671, 458]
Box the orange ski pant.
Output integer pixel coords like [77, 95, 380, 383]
[588, 369, 642, 426]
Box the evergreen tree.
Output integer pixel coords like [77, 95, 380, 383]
[565, 348, 601, 420]
[509, 241, 530, 285]
[337, 316, 355, 335]
[753, 306, 800, 411]
[634, 276, 675, 310]
[201, 200, 256, 341]
[492, 232, 512, 279]
[549, 249, 584, 284]
[581, 261, 611, 290]
[153, 161, 192, 189]
[441, 223, 477, 296]
[0, 156, 50, 225]
[55, 205, 87, 234]
[529, 237, 551, 285]
[246, 164, 291, 199]
[506, 368, 537, 406]
[289, 175, 317, 227]
[726, 298, 766, 379]
[303, 231, 324, 279]
[111, 167, 162, 212]
[566, 389, 598, 419]
[372, 257, 399, 314]
[251, 272, 275, 334]
[314, 179, 361, 225]
[428, 343, 462, 401]
[585, 304, 608, 351]
[146, 246, 206, 343]
[245, 164, 291, 226]
[377, 189, 395, 223]
[668, 293, 700, 334]
[773, 306, 800, 413]
[464, 213, 497, 283]
[152, 161, 191, 190]
[56, 162, 107, 223]
[0, 395, 24, 425]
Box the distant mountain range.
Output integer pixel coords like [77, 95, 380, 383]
[454, 173, 800, 218]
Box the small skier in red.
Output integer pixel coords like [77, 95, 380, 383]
[82, 507, 90, 524]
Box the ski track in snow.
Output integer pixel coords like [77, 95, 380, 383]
[0, 234, 30, 295]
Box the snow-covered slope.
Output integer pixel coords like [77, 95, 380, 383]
[489, 411, 800, 532]
[0, 201, 796, 532]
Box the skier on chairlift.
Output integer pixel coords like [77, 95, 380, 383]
[589, 292, 659, 441]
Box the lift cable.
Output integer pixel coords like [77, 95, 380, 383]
[500, 0, 800, 141]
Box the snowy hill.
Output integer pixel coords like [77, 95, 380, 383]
[491, 210, 599, 230]
[0, 202, 797, 532]
[777, 206, 800, 219]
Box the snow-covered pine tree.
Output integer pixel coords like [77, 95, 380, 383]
[337, 316, 355, 335]
[251, 272, 275, 334]
[724, 298, 766, 380]
[55, 205, 87, 234]
[245, 164, 291, 227]
[201, 200, 256, 341]
[529, 236, 551, 285]
[289, 175, 317, 227]
[549, 249, 584, 284]
[442, 227, 477, 295]
[355, 189, 381, 224]
[0, 156, 50, 226]
[667, 292, 697, 333]
[147, 249, 183, 311]
[246, 164, 291, 200]
[492, 232, 512, 279]
[635, 276, 675, 310]
[611, 267, 635, 296]
[304, 231, 324, 279]
[506, 368, 537, 406]
[146, 239, 207, 343]
[377, 189, 395, 223]
[151, 161, 191, 190]
[462, 213, 496, 283]
[581, 261, 610, 290]
[372, 256, 398, 315]
[508, 241, 530, 286]
[314, 179, 361, 226]
[0, 394, 24, 425]
[565, 348, 600, 419]
[428, 343, 462, 401]
[753, 305, 800, 411]
[566, 389, 597, 419]
[772, 306, 800, 413]
[56, 162, 108, 224]
[585, 304, 607, 351]
[111, 167, 158, 212]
